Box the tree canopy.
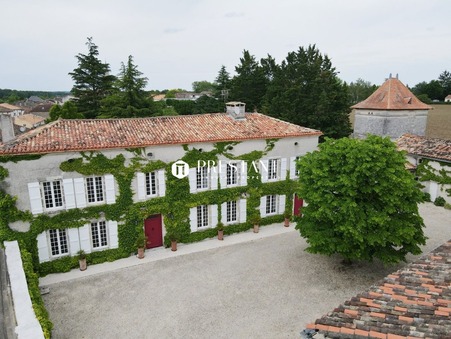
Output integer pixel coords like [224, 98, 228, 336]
[295, 135, 426, 264]
[263, 45, 352, 139]
[69, 37, 116, 119]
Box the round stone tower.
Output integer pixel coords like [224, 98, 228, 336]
[352, 75, 432, 139]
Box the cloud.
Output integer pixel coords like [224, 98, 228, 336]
[224, 12, 245, 18]
[163, 28, 184, 34]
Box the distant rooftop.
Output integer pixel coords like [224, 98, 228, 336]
[351, 75, 432, 111]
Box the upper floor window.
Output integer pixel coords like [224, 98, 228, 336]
[86, 176, 104, 203]
[189, 166, 218, 193]
[42, 180, 64, 210]
[268, 159, 279, 180]
[197, 167, 209, 190]
[49, 229, 69, 257]
[261, 158, 287, 183]
[136, 170, 166, 201]
[219, 161, 247, 189]
[226, 163, 238, 186]
[290, 156, 301, 179]
[146, 172, 157, 196]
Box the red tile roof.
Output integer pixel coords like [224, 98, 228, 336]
[307, 240, 451, 338]
[0, 113, 321, 155]
[351, 77, 432, 111]
[397, 134, 451, 162]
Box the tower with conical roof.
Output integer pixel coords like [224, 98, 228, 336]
[351, 75, 432, 139]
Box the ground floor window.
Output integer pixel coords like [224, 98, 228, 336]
[49, 229, 69, 257]
[91, 220, 108, 249]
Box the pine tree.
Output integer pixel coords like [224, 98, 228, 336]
[69, 37, 116, 119]
[214, 65, 231, 101]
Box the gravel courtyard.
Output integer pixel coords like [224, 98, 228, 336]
[42, 203, 450, 339]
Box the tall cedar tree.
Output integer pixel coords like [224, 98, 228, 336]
[230, 50, 267, 112]
[214, 65, 231, 101]
[100, 55, 155, 118]
[69, 37, 116, 119]
[264, 45, 352, 139]
[295, 135, 426, 264]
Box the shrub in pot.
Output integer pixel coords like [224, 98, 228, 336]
[77, 250, 87, 271]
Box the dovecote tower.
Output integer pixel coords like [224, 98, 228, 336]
[352, 75, 432, 139]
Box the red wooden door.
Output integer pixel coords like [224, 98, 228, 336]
[293, 195, 304, 216]
[144, 214, 163, 249]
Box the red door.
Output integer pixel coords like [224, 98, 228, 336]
[144, 214, 163, 249]
[293, 194, 304, 216]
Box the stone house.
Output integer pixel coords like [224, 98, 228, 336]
[0, 102, 321, 270]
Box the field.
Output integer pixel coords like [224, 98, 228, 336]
[350, 104, 451, 140]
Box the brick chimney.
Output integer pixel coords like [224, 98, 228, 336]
[226, 102, 246, 120]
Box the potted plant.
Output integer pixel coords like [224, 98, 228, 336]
[169, 234, 178, 252]
[283, 211, 291, 227]
[77, 250, 87, 271]
[217, 222, 224, 241]
[135, 232, 148, 259]
[250, 215, 261, 233]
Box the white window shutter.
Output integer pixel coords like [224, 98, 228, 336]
[210, 166, 218, 190]
[36, 232, 50, 263]
[239, 199, 247, 223]
[210, 205, 218, 228]
[189, 168, 197, 193]
[280, 158, 287, 180]
[27, 182, 43, 215]
[260, 159, 269, 183]
[74, 178, 87, 208]
[189, 207, 197, 232]
[63, 179, 76, 209]
[289, 157, 296, 179]
[104, 174, 116, 204]
[158, 170, 166, 197]
[219, 162, 227, 188]
[260, 196, 266, 217]
[109, 220, 119, 249]
[221, 202, 227, 224]
[240, 162, 247, 186]
[68, 228, 80, 255]
[79, 224, 92, 253]
[136, 172, 145, 200]
[278, 195, 286, 214]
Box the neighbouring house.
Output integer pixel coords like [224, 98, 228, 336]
[14, 113, 46, 131]
[0, 102, 320, 271]
[28, 102, 54, 120]
[352, 75, 432, 139]
[152, 94, 166, 101]
[305, 240, 451, 338]
[0, 103, 25, 117]
[397, 134, 451, 204]
[174, 91, 212, 100]
[445, 94, 451, 103]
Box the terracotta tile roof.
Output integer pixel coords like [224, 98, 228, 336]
[397, 134, 451, 162]
[351, 77, 432, 111]
[306, 240, 451, 339]
[0, 103, 22, 111]
[0, 113, 321, 155]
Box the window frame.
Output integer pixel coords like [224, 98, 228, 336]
[42, 179, 64, 211]
[145, 171, 158, 197]
[91, 220, 109, 250]
[86, 176, 105, 204]
[267, 158, 279, 181]
[197, 205, 209, 229]
[226, 162, 238, 187]
[265, 195, 277, 215]
[196, 166, 209, 190]
[48, 229, 69, 258]
[226, 200, 238, 223]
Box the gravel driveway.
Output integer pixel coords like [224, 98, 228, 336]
[42, 203, 450, 339]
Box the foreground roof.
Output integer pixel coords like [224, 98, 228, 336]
[307, 240, 451, 338]
[351, 77, 432, 111]
[0, 113, 321, 155]
[397, 134, 451, 162]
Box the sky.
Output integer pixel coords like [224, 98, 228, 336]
[1, 0, 450, 92]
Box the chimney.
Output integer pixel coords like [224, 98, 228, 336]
[226, 102, 246, 120]
[0, 113, 15, 142]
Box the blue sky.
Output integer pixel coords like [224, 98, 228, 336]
[1, 0, 450, 91]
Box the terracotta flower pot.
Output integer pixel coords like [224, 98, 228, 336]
[284, 218, 290, 227]
[218, 230, 224, 240]
[137, 247, 145, 259]
[79, 258, 87, 271]
[253, 224, 259, 233]
[171, 240, 177, 252]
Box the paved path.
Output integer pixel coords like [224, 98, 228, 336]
[41, 203, 451, 339]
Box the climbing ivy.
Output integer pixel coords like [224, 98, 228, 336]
[1, 139, 297, 275]
[416, 159, 451, 196]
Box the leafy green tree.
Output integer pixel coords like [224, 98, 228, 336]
[412, 80, 444, 101]
[193, 95, 225, 114]
[348, 78, 378, 104]
[100, 55, 155, 118]
[229, 50, 267, 112]
[214, 65, 231, 101]
[264, 45, 351, 139]
[438, 70, 451, 98]
[69, 37, 117, 119]
[48, 101, 83, 121]
[165, 99, 196, 115]
[295, 135, 426, 264]
[192, 81, 215, 93]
